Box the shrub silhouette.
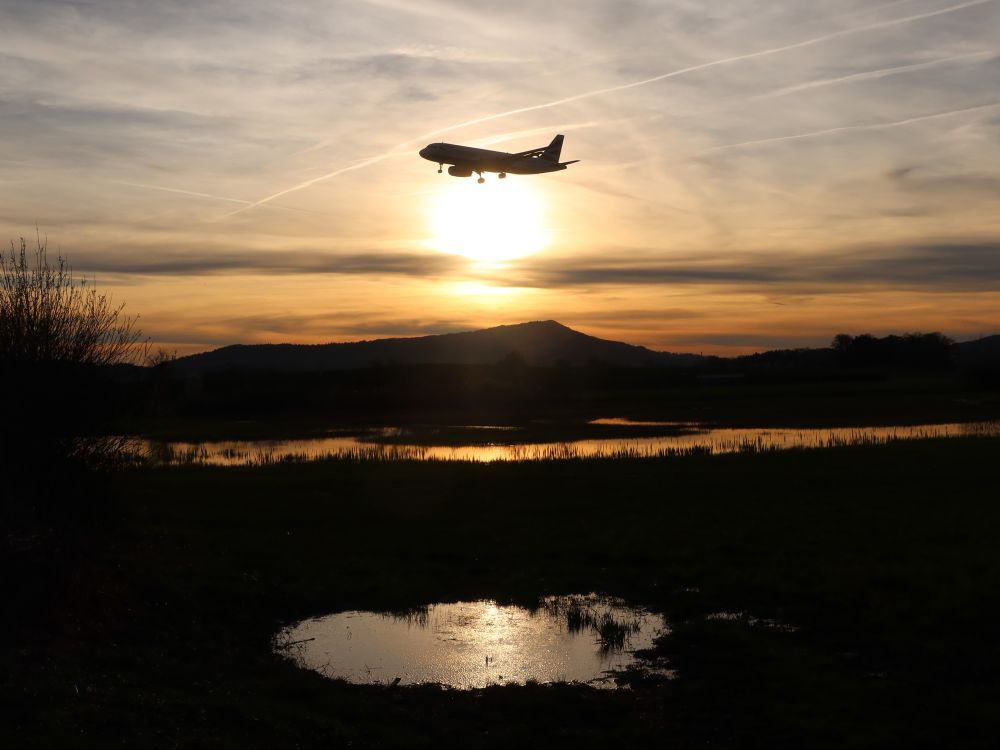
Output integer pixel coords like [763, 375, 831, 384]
[1, 236, 148, 484]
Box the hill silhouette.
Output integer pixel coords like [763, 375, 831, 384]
[172, 321, 706, 375]
[955, 334, 1000, 365]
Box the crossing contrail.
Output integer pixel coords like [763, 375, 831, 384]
[415, 0, 995, 137]
[469, 120, 610, 149]
[115, 181, 251, 205]
[221, 153, 410, 218]
[699, 101, 1000, 154]
[115, 181, 321, 214]
[755, 51, 995, 100]
[228, 0, 996, 217]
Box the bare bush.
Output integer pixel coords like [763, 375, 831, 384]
[1, 236, 147, 367]
[1, 235, 149, 480]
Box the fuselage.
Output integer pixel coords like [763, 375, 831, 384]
[418, 142, 568, 176]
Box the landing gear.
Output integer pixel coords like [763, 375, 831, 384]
[498, 172, 506, 179]
[437, 163, 442, 174]
[476, 171, 485, 184]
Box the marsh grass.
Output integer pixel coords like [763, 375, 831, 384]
[385, 606, 430, 627]
[134, 420, 1000, 467]
[544, 595, 647, 652]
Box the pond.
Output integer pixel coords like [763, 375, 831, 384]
[138, 419, 998, 465]
[275, 595, 669, 689]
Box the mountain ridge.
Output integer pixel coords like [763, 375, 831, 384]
[171, 320, 706, 375]
[169, 322, 1000, 376]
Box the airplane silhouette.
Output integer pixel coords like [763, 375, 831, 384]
[419, 134, 578, 183]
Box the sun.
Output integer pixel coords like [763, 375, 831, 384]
[426, 179, 549, 264]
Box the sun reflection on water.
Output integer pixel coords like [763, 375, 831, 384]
[138, 421, 1000, 466]
[276, 596, 668, 689]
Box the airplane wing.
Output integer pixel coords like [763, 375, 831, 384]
[456, 148, 545, 167]
[510, 147, 548, 158]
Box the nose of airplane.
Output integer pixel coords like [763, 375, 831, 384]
[419, 146, 431, 159]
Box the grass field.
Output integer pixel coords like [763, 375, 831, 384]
[5, 437, 1000, 748]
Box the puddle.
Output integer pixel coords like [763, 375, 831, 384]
[275, 595, 668, 689]
[137, 420, 999, 465]
[705, 611, 799, 632]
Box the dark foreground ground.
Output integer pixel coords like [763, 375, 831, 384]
[4, 438, 1000, 748]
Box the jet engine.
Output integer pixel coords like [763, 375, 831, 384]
[447, 165, 473, 177]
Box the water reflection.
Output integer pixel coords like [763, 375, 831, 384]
[275, 595, 667, 689]
[137, 420, 999, 466]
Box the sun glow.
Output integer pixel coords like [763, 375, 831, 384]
[426, 178, 549, 264]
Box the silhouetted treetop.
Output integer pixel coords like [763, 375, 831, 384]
[831, 332, 954, 371]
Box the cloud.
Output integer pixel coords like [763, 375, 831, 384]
[503, 241, 1000, 292]
[231, 314, 473, 339]
[146, 312, 476, 349]
[754, 51, 996, 101]
[69, 248, 462, 277]
[699, 101, 1000, 154]
[887, 167, 1000, 196]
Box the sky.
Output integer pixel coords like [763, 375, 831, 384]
[1, 0, 999, 355]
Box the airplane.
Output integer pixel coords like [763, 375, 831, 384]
[418, 134, 578, 183]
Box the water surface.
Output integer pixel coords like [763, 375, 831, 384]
[140, 420, 998, 465]
[276, 595, 667, 689]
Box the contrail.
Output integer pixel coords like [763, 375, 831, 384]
[825, 0, 921, 22]
[114, 181, 251, 205]
[469, 120, 611, 149]
[296, 0, 920, 158]
[403, 0, 996, 139]
[699, 101, 1000, 154]
[224, 123, 605, 217]
[222, 153, 410, 218]
[230, 0, 995, 216]
[755, 51, 996, 100]
[116, 180, 321, 214]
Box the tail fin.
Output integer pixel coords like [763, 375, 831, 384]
[541, 134, 564, 163]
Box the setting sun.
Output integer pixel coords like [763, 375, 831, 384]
[426, 179, 549, 264]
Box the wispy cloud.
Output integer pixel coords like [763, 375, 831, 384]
[699, 101, 1000, 154]
[502, 241, 1000, 292]
[114, 181, 252, 206]
[404, 0, 997, 136]
[226, 0, 997, 215]
[469, 121, 610, 149]
[754, 51, 996, 101]
[72, 248, 461, 277]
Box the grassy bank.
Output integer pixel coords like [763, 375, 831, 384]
[5, 438, 1000, 748]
